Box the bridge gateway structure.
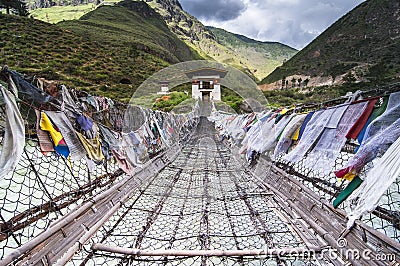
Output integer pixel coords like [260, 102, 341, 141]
[0, 65, 399, 265]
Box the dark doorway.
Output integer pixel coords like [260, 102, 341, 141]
[202, 91, 210, 101]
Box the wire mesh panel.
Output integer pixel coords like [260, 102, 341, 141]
[0, 68, 201, 262]
[0, 137, 124, 259]
[274, 141, 400, 243]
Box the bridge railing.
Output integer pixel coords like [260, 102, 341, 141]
[0, 67, 199, 259]
[211, 85, 400, 245]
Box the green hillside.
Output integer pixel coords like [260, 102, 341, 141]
[30, 4, 96, 23]
[59, 1, 201, 63]
[0, 1, 202, 101]
[262, 0, 400, 85]
[28, 0, 297, 81]
[207, 26, 297, 83]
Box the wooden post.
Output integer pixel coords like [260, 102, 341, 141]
[91, 244, 321, 257]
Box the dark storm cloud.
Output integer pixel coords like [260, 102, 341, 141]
[180, 0, 247, 22]
[180, 0, 365, 49]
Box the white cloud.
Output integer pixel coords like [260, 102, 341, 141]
[179, 0, 365, 49]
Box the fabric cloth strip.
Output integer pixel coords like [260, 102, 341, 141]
[355, 96, 389, 152]
[335, 91, 400, 178]
[333, 176, 363, 208]
[303, 102, 367, 175]
[345, 135, 400, 229]
[112, 149, 134, 175]
[283, 108, 333, 163]
[77, 114, 94, 132]
[346, 99, 377, 139]
[40, 112, 63, 146]
[0, 85, 25, 180]
[274, 114, 307, 158]
[45, 111, 86, 161]
[76, 131, 105, 163]
[35, 109, 54, 154]
[297, 111, 314, 141]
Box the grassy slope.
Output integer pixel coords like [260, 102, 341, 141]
[0, 1, 202, 102]
[30, 4, 96, 23]
[59, 1, 202, 63]
[207, 26, 297, 82]
[0, 13, 127, 88]
[262, 0, 400, 85]
[262, 82, 374, 108]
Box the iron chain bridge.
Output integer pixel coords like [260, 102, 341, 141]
[0, 67, 399, 265]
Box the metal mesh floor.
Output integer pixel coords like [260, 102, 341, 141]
[69, 119, 322, 265]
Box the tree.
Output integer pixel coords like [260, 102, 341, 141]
[297, 78, 302, 87]
[281, 77, 286, 90]
[343, 72, 356, 84]
[0, 0, 29, 16]
[291, 77, 296, 88]
[303, 78, 310, 87]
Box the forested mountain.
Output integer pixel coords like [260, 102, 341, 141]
[207, 26, 296, 82]
[0, 1, 202, 101]
[28, 0, 297, 81]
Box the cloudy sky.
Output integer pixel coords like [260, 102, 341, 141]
[179, 0, 365, 49]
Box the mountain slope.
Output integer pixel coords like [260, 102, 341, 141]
[143, 0, 257, 78]
[261, 0, 400, 85]
[144, 0, 298, 81]
[207, 26, 297, 83]
[0, 1, 202, 101]
[28, 0, 298, 81]
[59, 0, 201, 63]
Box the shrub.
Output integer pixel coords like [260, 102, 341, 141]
[95, 73, 109, 81]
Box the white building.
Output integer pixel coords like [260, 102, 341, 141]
[157, 81, 170, 95]
[185, 68, 227, 101]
